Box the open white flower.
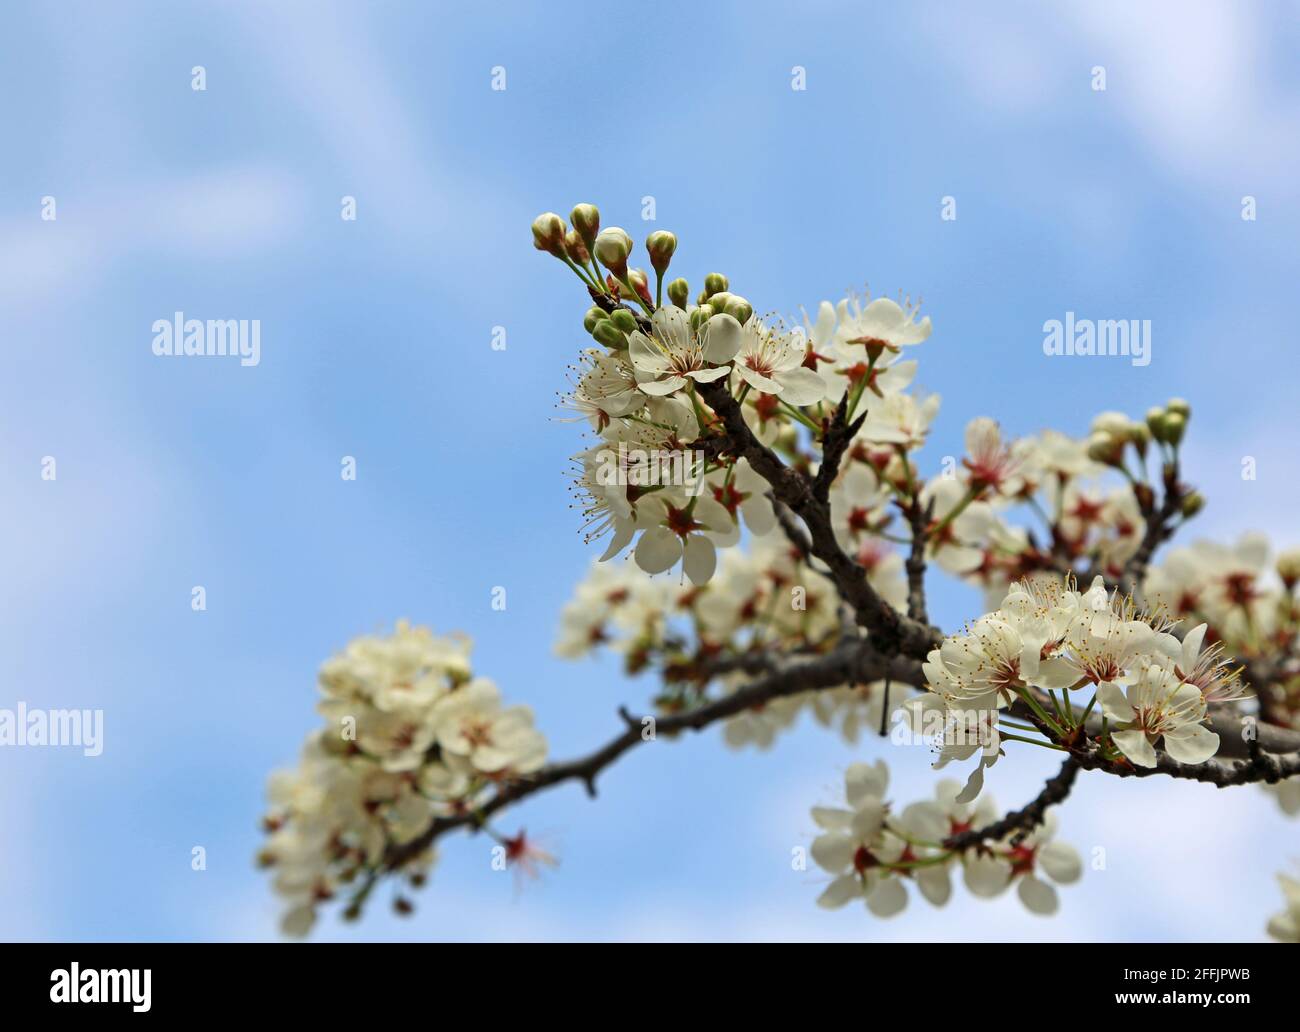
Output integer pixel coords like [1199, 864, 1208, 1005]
[961, 809, 1081, 915]
[560, 349, 645, 429]
[836, 295, 931, 352]
[627, 307, 741, 396]
[1162, 622, 1248, 704]
[811, 762, 913, 916]
[732, 320, 828, 404]
[855, 391, 941, 451]
[432, 678, 547, 775]
[632, 490, 735, 585]
[1097, 663, 1220, 767]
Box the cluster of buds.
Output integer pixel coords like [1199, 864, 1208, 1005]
[1085, 409, 1154, 467]
[1145, 397, 1191, 447]
[532, 203, 687, 312]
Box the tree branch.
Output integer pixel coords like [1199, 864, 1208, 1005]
[382, 639, 923, 871]
[698, 378, 941, 660]
[943, 756, 1081, 851]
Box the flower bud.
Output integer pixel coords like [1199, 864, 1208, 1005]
[591, 319, 626, 348]
[1090, 410, 1130, 437]
[570, 203, 600, 248]
[724, 295, 753, 325]
[645, 230, 677, 275]
[1166, 397, 1191, 419]
[1086, 431, 1123, 466]
[1129, 421, 1150, 456]
[563, 229, 590, 264]
[1179, 490, 1204, 518]
[626, 268, 652, 305]
[594, 226, 632, 272]
[1163, 411, 1186, 446]
[583, 306, 605, 334]
[703, 272, 729, 298]
[667, 277, 690, 309]
[609, 308, 638, 334]
[1277, 548, 1300, 589]
[531, 212, 566, 256]
[1145, 406, 1169, 442]
[689, 304, 715, 331]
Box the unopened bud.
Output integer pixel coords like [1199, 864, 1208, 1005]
[583, 306, 604, 334]
[707, 291, 734, 315]
[1166, 397, 1191, 419]
[563, 229, 589, 264]
[609, 309, 638, 334]
[570, 203, 600, 247]
[645, 230, 677, 275]
[689, 304, 715, 331]
[1129, 421, 1151, 454]
[1277, 549, 1300, 589]
[591, 319, 626, 348]
[531, 212, 566, 256]
[724, 295, 753, 325]
[594, 226, 632, 272]
[1090, 410, 1130, 437]
[1086, 431, 1123, 466]
[1146, 407, 1169, 442]
[703, 272, 729, 298]
[1179, 490, 1204, 518]
[667, 278, 690, 309]
[626, 268, 652, 305]
[1163, 411, 1186, 445]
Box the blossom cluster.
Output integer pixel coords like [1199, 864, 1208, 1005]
[810, 762, 1082, 916]
[258, 622, 546, 936]
[543, 204, 936, 587]
[906, 576, 1243, 799]
[554, 539, 900, 746]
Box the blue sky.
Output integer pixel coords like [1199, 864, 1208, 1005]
[2, 0, 1299, 941]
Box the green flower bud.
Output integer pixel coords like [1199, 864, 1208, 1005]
[645, 230, 677, 274]
[583, 306, 605, 334]
[591, 319, 627, 348]
[1129, 421, 1151, 455]
[531, 212, 566, 256]
[1166, 397, 1191, 419]
[610, 308, 638, 334]
[703, 272, 729, 298]
[723, 295, 753, 325]
[594, 227, 632, 271]
[667, 278, 690, 309]
[707, 291, 734, 314]
[563, 229, 589, 264]
[1087, 431, 1123, 466]
[1163, 411, 1186, 445]
[1146, 406, 1169, 442]
[570, 203, 600, 248]
[688, 304, 715, 331]
[1179, 490, 1204, 518]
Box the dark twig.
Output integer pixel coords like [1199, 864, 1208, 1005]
[698, 379, 941, 659]
[383, 639, 923, 870]
[943, 756, 1081, 851]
